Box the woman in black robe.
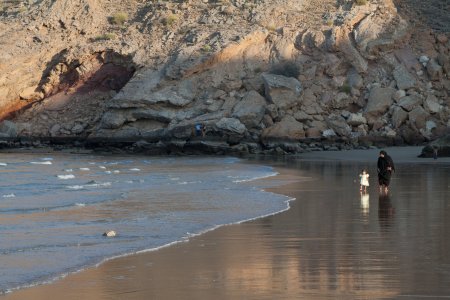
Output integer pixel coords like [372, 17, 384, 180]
[377, 150, 395, 193]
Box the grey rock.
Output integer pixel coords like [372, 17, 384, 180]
[261, 115, 305, 142]
[424, 95, 442, 114]
[49, 124, 61, 137]
[398, 95, 422, 112]
[301, 89, 323, 114]
[391, 106, 408, 128]
[100, 111, 127, 129]
[293, 111, 313, 122]
[409, 106, 430, 130]
[305, 127, 321, 138]
[71, 123, 85, 134]
[110, 78, 196, 108]
[427, 59, 443, 81]
[420, 134, 450, 157]
[364, 87, 395, 124]
[393, 65, 416, 90]
[262, 73, 302, 109]
[347, 69, 364, 89]
[215, 118, 246, 135]
[232, 90, 266, 128]
[347, 113, 367, 126]
[131, 108, 177, 123]
[322, 129, 336, 138]
[325, 114, 352, 137]
[419, 55, 430, 65]
[0, 120, 18, 138]
[393, 90, 406, 102]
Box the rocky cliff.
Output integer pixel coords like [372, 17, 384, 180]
[0, 0, 449, 154]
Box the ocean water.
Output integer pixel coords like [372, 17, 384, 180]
[0, 153, 292, 294]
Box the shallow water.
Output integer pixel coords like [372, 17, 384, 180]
[0, 153, 291, 294]
[229, 159, 450, 299]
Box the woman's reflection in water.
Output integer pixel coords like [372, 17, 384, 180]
[378, 193, 395, 231]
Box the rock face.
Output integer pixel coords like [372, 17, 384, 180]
[420, 135, 450, 157]
[0, 0, 449, 155]
[364, 87, 396, 125]
[262, 74, 303, 109]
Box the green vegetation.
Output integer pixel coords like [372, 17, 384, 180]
[354, 0, 368, 5]
[201, 44, 212, 52]
[265, 24, 276, 32]
[162, 14, 178, 27]
[93, 33, 116, 41]
[339, 84, 351, 94]
[110, 12, 128, 26]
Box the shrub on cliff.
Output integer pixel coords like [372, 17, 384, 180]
[354, 0, 368, 5]
[110, 12, 128, 26]
[93, 33, 115, 41]
[162, 14, 178, 27]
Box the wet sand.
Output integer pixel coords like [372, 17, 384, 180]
[3, 147, 450, 299]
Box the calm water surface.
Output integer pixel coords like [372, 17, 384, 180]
[240, 159, 450, 299]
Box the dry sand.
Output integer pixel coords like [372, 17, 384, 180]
[3, 146, 450, 300]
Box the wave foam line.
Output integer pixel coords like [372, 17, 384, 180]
[30, 161, 52, 165]
[232, 171, 279, 183]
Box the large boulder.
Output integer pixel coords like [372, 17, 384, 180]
[347, 69, 364, 89]
[301, 89, 323, 114]
[347, 113, 367, 126]
[100, 111, 128, 129]
[261, 115, 305, 142]
[232, 91, 266, 128]
[364, 87, 396, 125]
[409, 106, 430, 130]
[262, 73, 302, 109]
[325, 114, 352, 137]
[398, 95, 422, 112]
[131, 108, 177, 123]
[393, 65, 416, 90]
[110, 78, 197, 108]
[215, 118, 246, 135]
[419, 134, 450, 157]
[391, 106, 408, 128]
[424, 95, 442, 114]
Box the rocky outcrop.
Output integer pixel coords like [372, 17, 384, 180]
[419, 135, 450, 157]
[0, 0, 449, 155]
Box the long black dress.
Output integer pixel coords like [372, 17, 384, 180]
[377, 154, 395, 187]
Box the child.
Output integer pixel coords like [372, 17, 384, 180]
[359, 169, 370, 193]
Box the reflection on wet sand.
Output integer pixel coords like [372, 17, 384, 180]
[378, 193, 395, 232]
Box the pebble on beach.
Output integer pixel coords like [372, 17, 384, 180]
[103, 230, 117, 237]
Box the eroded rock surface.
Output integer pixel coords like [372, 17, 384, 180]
[0, 0, 449, 154]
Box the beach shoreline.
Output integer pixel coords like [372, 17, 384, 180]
[2, 146, 450, 299]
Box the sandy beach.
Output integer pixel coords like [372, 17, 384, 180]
[3, 146, 450, 300]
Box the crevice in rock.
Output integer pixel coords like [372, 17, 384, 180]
[6, 50, 137, 138]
